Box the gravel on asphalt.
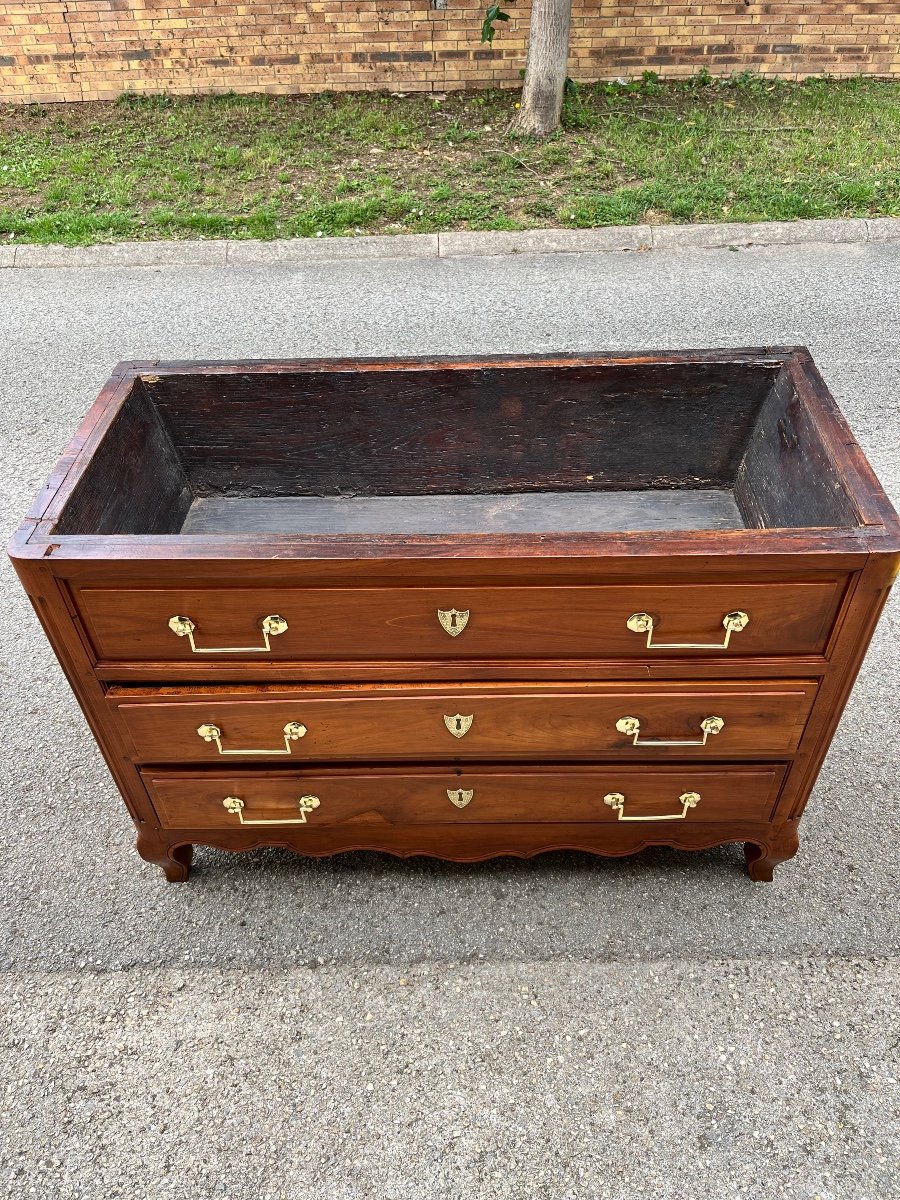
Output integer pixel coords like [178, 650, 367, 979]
[1, 240, 898, 1199]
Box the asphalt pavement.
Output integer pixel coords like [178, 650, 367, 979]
[1, 239, 898, 1198]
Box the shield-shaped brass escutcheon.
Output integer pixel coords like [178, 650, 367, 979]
[443, 713, 474, 738]
[437, 608, 470, 637]
[447, 788, 474, 809]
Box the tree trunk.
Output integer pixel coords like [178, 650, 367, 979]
[513, 0, 572, 137]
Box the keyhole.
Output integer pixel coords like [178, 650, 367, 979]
[454, 717, 463, 732]
[450, 613, 458, 628]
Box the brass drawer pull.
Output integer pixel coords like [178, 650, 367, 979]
[447, 788, 474, 808]
[168, 613, 288, 654]
[615, 715, 725, 747]
[626, 610, 749, 650]
[222, 795, 320, 825]
[438, 608, 469, 637]
[197, 721, 307, 756]
[604, 791, 701, 822]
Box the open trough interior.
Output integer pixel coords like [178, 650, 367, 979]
[53, 359, 863, 536]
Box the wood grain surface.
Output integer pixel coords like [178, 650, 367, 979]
[145, 764, 787, 829]
[180, 489, 747, 535]
[76, 580, 846, 663]
[110, 679, 817, 762]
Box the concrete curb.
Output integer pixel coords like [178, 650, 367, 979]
[2, 217, 899, 268]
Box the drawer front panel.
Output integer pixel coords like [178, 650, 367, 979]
[144, 765, 787, 829]
[113, 681, 817, 763]
[77, 580, 846, 663]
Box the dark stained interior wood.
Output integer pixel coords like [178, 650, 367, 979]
[144, 360, 780, 498]
[49, 358, 867, 537]
[734, 366, 862, 530]
[53, 380, 193, 536]
[181, 489, 747, 534]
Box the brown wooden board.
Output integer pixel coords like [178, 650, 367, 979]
[180, 489, 747, 535]
[75, 580, 847, 663]
[144, 764, 787, 829]
[143, 359, 780, 499]
[109, 679, 817, 763]
[735, 366, 862, 529]
[53, 381, 193, 536]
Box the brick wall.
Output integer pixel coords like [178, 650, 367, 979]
[1, 2, 898, 105]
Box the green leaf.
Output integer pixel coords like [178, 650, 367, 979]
[481, 4, 510, 44]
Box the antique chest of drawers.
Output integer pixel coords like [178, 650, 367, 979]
[9, 349, 899, 882]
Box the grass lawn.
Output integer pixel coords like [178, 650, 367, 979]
[1, 74, 898, 245]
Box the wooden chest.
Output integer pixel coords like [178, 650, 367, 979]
[9, 349, 899, 882]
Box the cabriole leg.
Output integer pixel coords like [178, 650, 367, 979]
[136, 832, 193, 883]
[744, 826, 800, 882]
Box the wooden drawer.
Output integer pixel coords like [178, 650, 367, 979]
[110, 680, 818, 763]
[75, 580, 846, 664]
[144, 764, 788, 829]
